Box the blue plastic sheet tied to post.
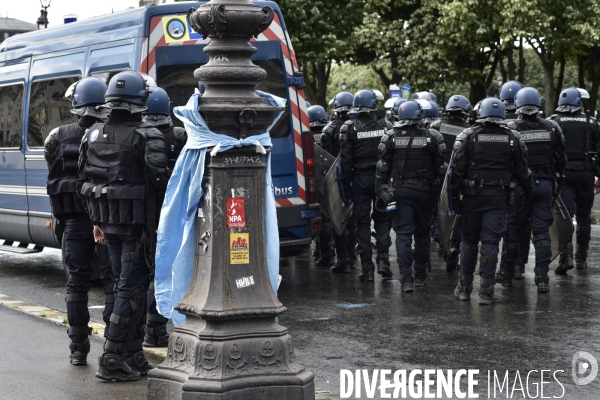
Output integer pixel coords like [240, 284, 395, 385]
[154, 91, 285, 325]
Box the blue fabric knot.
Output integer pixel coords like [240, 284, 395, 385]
[154, 91, 285, 325]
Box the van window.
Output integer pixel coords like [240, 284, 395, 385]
[90, 70, 124, 84]
[157, 59, 290, 137]
[27, 76, 79, 147]
[0, 83, 24, 149]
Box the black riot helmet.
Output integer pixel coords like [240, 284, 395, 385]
[499, 80, 523, 111]
[352, 89, 384, 113]
[144, 88, 171, 115]
[477, 97, 506, 123]
[105, 71, 150, 106]
[66, 77, 108, 109]
[445, 95, 471, 117]
[307, 105, 329, 127]
[514, 87, 542, 116]
[396, 100, 423, 127]
[332, 91, 354, 112]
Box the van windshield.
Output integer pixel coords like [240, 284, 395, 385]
[157, 59, 290, 138]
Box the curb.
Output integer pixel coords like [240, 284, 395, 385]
[0, 292, 340, 399]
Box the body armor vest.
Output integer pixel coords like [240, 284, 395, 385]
[310, 127, 323, 148]
[46, 123, 87, 219]
[552, 113, 592, 170]
[352, 117, 387, 173]
[512, 118, 555, 180]
[464, 125, 513, 196]
[436, 117, 469, 163]
[81, 121, 146, 226]
[390, 126, 435, 191]
[328, 120, 344, 156]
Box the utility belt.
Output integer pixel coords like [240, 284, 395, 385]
[81, 182, 146, 226]
[565, 152, 598, 172]
[394, 178, 433, 192]
[461, 178, 508, 196]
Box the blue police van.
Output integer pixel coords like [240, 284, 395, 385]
[0, 2, 319, 257]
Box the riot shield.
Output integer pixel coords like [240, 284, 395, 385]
[547, 195, 574, 261]
[313, 144, 353, 235]
[438, 167, 458, 257]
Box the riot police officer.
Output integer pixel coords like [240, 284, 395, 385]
[308, 105, 336, 267]
[340, 89, 393, 281]
[78, 71, 170, 381]
[376, 100, 446, 292]
[141, 87, 187, 347]
[549, 88, 600, 274]
[495, 87, 566, 292]
[500, 80, 524, 121]
[391, 98, 407, 122]
[44, 77, 112, 365]
[430, 95, 471, 272]
[450, 98, 534, 304]
[322, 92, 357, 272]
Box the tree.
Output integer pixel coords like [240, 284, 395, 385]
[500, 0, 587, 115]
[278, 0, 362, 106]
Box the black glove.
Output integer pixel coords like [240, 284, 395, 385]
[378, 189, 394, 204]
[375, 197, 387, 213]
[451, 197, 462, 215]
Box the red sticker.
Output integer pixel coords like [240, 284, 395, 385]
[227, 197, 246, 228]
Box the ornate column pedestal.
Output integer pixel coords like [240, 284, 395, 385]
[147, 1, 315, 398]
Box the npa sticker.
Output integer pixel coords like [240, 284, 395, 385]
[89, 129, 99, 142]
[230, 233, 249, 264]
[227, 197, 246, 229]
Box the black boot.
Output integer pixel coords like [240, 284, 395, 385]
[535, 274, 549, 293]
[316, 251, 335, 267]
[331, 258, 351, 274]
[555, 243, 574, 274]
[358, 255, 375, 282]
[377, 253, 393, 278]
[144, 324, 169, 347]
[96, 353, 141, 382]
[575, 245, 588, 270]
[495, 265, 513, 287]
[454, 274, 473, 301]
[445, 248, 459, 274]
[126, 350, 154, 376]
[400, 274, 414, 292]
[69, 338, 90, 366]
[513, 258, 524, 280]
[478, 279, 500, 305]
[312, 242, 321, 262]
[414, 271, 427, 287]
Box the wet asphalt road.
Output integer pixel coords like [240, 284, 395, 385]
[2, 221, 600, 398]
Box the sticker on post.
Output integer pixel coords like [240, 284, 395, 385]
[227, 197, 246, 229]
[230, 233, 249, 264]
[199, 230, 211, 252]
[235, 275, 255, 289]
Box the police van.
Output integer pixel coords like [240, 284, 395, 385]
[0, 1, 319, 257]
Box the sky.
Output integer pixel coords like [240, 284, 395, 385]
[1, 0, 177, 28]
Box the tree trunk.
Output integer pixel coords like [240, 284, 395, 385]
[518, 38, 526, 83]
[542, 62, 556, 117]
[300, 61, 329, 107]
[578, 54, 587, 89]
[507, 45, 517, 81]
[554, 56, 566, 107]
[589, 47, 600, 113]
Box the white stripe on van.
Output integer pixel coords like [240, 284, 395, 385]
[0, 185, 48, 196]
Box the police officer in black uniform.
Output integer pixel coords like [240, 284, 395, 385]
[141, 87, 187, 347]
[450, 98, 534, 304]
[340, 89, 393, 281]
[308, 104, 336, 267]
[549, 88, 600, 274]
[430, 95, 471, 272]
[45, 77, 112, 365]
[376, 100, 446, 292]
[322, 92, 357, 273]
[495, 87, 566, 292]
[78, 71, 170, 381]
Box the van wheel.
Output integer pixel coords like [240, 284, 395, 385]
[61, 236, 102, 286]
